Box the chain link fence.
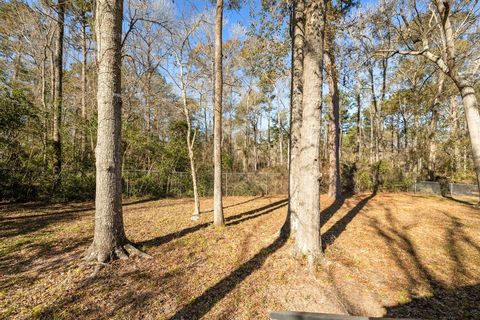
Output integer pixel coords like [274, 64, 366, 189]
[123, 171, 288, 198]
[0, 168, 289, 201]
[410, 181, 479, 197]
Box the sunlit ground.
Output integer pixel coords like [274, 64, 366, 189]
[1, 193, 479, 319]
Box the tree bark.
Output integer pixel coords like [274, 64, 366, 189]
[41, 47, 48, 169]
[289, 0, 305, 234]
[294, 0, 325, 262]
[52, 0, 65, 181]
[85, 0, 132, 263]
[324, 29, 341, 199]
[460, 86, 480, 199]
[213, 0, 225, 226]
[427, 72, 445, 180]
[181, 83, 201, 220]
[81, 11, 88, 160]
[355, 73, 362, 162]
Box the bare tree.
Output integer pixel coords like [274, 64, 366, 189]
[382, 0, 480, 202]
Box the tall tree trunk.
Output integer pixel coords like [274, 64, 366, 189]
[41, 49, 48, 169]
[324, 29, 341, 199]
[355, 73, 362, 161]
[52, 0, 65, 182]
[81, 12, 88, 160]
[294, 0, 325, 262]
[253, 121, 258, 171]
[427, 72, 445, 180]
[213, 0, 225, 226]
[85, 0, 145, 263]
[460, 85, 480, 202]
[368, 66, 379, 163]
[436, 0, 480, 202]
[289, 0, 305, 234]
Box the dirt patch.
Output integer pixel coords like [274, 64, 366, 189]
[0, 193, 479, 319]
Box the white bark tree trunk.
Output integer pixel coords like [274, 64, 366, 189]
[181, 84, 201, 220]
[460, 86, 480, 198]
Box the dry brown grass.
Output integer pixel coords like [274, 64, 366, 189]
[0, 193, 479, 319]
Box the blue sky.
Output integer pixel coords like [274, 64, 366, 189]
[172, 0, 261, 40]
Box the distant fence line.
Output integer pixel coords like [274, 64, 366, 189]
[123, 171, 288, 198]
[410, 181, 479, 197]
[0, 168, 289, 201]
[2, 166, 479, 201]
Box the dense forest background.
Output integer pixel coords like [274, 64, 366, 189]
[0, 0, 478, 201]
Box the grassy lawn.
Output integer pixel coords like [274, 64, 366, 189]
[1, 193, 479, 319]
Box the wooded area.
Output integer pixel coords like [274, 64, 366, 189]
[1, 0, 479, 318]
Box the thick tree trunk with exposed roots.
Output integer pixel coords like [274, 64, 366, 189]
[288, 0, 305, 234]
[294, 0, 325, 263]
[85, 0, 148, 263]
[213, 0, 225, 226]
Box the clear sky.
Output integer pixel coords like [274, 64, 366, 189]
[172, 0, 261, 40]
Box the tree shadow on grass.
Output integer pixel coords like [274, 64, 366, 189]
[443, 196, 478, 207]
[322, 193, 376, 250]
[168, 206, 291, 320]
[0, 198, 165, 239]
[201, 196, 265, 214]
[138, 198, 288, 248]
[371, 208, 480, 319]
[320, 195, 347, 228]
[386, 284, 480, 319]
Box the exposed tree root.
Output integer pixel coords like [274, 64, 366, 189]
[82, 242, 152, 277]
[124, 243, 152, 259]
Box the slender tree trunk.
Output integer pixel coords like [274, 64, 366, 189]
[368, 66, 379, 163]
[81, 12, 88, 160]
[369, 107, 374, 164]
[253, 121, 258, 171]
[52, 0, 65, 182]
[427, 72, 445, 180]
[41, 50, 48, 169]
[213, 0, 224, 226]
[355, 73, 362, 161]
[85, 0, 145, 263]
[324, 30, 341, 199]
[294, 0, 325, 262]
[289, 0, 305, 234]
[450, 96, 460, 172]
[181, 82, 201, 220]
[279, 112, 284, 166]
